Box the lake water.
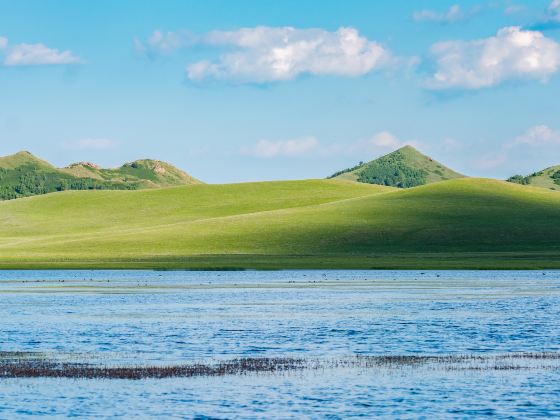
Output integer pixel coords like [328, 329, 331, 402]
[1, 270, 560, 418]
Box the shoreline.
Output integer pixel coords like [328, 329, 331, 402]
[1, 252, 560, 270]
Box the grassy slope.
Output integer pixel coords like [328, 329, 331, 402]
[526, 166, 560, 191]
[1, 178, 560, 269]
[0, 151, 54, 170]
[333, 145, 465, 184]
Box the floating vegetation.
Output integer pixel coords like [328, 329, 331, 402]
[1, 352, 560, 380]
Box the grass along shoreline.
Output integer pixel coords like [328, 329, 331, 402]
[1, 252, 560, 270]
[3, 353, 560, 379]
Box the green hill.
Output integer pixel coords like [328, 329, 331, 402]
[60, 159, 201, 188]
[0, 150, 55, 170]
[1, 178, 559, 269]
[507, 166, 560, 191]
[329, 145, 465, 188]
[0, 151, 202, 200]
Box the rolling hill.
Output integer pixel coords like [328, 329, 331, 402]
[1, 177, 559, 269]
[0, 151, 202, 200]
[329, 145, 465, 188]
[507, 166, 560, 191]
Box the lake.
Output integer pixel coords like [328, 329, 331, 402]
[1, 270, 560, 418]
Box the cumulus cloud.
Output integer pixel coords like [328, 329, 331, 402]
[413, 4, 480, 24]
[65, 139, 118, 151]
[426, 26, 560, 89]
[138, 26, 393, 83]
[0, 36, 7, 50]
[4, 43, 82, 66]
[509, 125, 560, 147]
[189, 27, 391, 83]
[246, 136, 318, 158]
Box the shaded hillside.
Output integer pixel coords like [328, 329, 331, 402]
[329, 145, 465, 188]
[0, 151, 201, 200]
[1, 178, 560, 269]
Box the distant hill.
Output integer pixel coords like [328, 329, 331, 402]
[328, 145, 465, 188]
[0, 151, 202, 200]
[61, 158, 201, 188]
[507, 166, 560, 191]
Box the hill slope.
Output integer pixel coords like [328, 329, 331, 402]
[0, 151, 201, 200]
[507, 166, 560, 191]
[61, 158, 201, 188]
[329, 145, 465, 188]
[0, 178, 559, 269]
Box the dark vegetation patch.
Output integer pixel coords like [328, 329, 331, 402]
[2, 352, 559, 380]
[507, 170, 560, 187]
[355, 151, 428, 188]
[0, 165, 137, 200]
[552, 170, 560, 185]
[328, 150, 428, 188]
[507, 174, 531, 185]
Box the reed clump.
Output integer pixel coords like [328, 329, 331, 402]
[1, 352, 559, 380]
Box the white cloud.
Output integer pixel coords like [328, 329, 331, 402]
[247, 136, 318, 158]
[509, 125, 560, 147]
[187, 27, 392, 83]
[472, 125, 560, 173]
[413, 4, 480, 23]
[65, 139, 118, 151]
[137, 26, 392, 83]
[550, 0, 560, 21]
[327, 132, 418, 157]
[0, 36, 7, 50]
[134, 30, 192, 56]
[368, 131, 402, 148]
[427, 26, 560, 89]
[244, 131, 421, 159]
[4, 43, 82, 66]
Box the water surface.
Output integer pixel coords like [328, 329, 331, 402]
[1, 270, 559, 417]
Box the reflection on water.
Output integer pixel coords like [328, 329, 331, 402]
[1, 270, 560, 417]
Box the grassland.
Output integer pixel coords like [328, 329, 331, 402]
[1, 178, 560, 269]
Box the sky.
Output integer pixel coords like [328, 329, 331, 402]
[0, 0, 559, 183]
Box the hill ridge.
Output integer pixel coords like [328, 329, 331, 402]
[329, 145, 465, 188]
[0, 150, 202, 200]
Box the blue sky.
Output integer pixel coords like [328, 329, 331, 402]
[0, 0, 559, 183]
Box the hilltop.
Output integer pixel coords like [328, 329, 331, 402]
[0, 151, 201, 200]
[61, 158, 201, 188]
[507, 166, 560, 191]
[329, 145, 465, 188]
[1, 177, 559, 269]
